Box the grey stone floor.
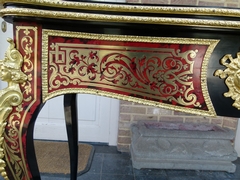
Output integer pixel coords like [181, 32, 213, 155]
[1, 145, 240, 180]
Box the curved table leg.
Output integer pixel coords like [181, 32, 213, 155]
[64, 94, 79, 180]
[27, 104, 45, 180]
[4, 102, 44, 180]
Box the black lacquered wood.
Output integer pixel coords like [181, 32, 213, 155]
[64, 94, 79, 180]
[26, 103, 45, 180]
[9, 13, 240, 118]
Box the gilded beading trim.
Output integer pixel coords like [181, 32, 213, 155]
[0, 38, 27, 180]
[1, 8, 240, 30]
[45, 88, 216, 117]
[1, 0, 240, 18]
[42, 29, 218, 117]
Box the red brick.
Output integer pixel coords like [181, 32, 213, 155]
[223, 119, 238, 129]
[126, 0, 141, 3]
[222, 117, 238, 121]
[117, 144, 130, 152]
[174, 111, 193, 116]
[226, 0, 238, 2]
[118, 137, 132, 144]
[119, 114, 131, 122]
[198, 1, 224, 7]
[211, 117, 223, 126]
[171, 0, 197, 5]
[120, 106, 146, 114]
[118, 129, 131, 136]
[133, 102, 147, 106]
[132, 115, 158, 121]
[120, 100, 133, 105]
[141, 0, 170, 4]
[159, 116, 184, 122]
[147, 108, 172, 115]
[226, 3, 239, 7]
[118, 121, 132, 129]
[185, 117, 211, 124]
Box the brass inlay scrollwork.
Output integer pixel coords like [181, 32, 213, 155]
[0, 38, 27, 180]
[48, 43, 200, 107]
[43, 30, 218, 117]
[215, 53, 240, 110]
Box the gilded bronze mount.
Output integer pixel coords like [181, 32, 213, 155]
[215, 53, 240, 110]
[0, 38, 27, 180]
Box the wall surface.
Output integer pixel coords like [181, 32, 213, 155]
[117, 0, 240, 152]
[126, 0, 240, 7]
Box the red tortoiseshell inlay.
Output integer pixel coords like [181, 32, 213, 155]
[44, 32, 216, 115]
[3, 23, 42, 180]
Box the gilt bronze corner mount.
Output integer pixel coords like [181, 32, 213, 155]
[0, 38, 27, 180]
[215, 52, 240, 110]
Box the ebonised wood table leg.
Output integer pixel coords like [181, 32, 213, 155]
[27, 104, 45, 180]
[64, 94, 79, 180]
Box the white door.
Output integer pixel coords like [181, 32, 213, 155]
[0, 20, 119, 146]
[34, 95, 119, 145]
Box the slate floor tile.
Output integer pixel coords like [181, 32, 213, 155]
[94, 145, 119, 154]
[210, 171, 232, 179]
[133, 168, 167, 176]
[166, 169, 197, 177]
[167, 176, 202, 180]
[1, 145, 240, 180]
[40, 173, 70, 180]
[101, 174, 134, 180]
[101, 153, 133, 175]
[196, 171, 217, 180]
[87, 153, 103, 174]
[225, 165, 240, 178]
[135, 175, 168, 180]
[77, 173, 100, 180]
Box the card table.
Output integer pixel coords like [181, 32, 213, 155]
[0, 0, 240, 179]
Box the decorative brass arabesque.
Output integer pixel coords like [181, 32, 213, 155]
[42, 30, 218, 117]
[0, 38, 27, 180]
[215, 53, 240, 109]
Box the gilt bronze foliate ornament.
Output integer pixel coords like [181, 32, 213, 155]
[215, 53, 240, 110]
[0, 38, 27, 180]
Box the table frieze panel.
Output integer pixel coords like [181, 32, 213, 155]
[42, 30, 218, 116]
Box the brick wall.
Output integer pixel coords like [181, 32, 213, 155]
[126, 0, 240, 7]
[117, 0, 239, 152]
[118, 101, 238, 151]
